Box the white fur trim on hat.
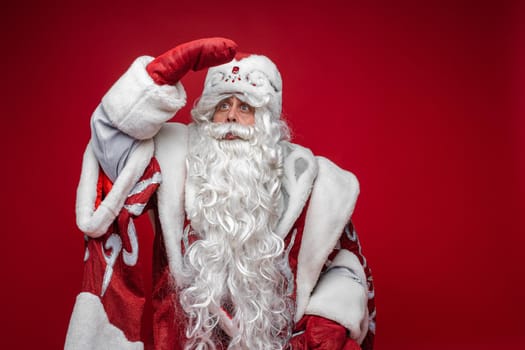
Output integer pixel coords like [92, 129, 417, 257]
[102, 56, 187, 140]
[202, 55, 282, 116]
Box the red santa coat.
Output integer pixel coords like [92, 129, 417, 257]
[65, 57, 376, 349]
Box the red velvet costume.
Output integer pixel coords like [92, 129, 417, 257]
[66, 38, 376, 350]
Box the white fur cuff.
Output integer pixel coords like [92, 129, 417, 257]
[102, 56, 187, 140]
[305, 250, 369, 343]
[76, 140, 154, 237]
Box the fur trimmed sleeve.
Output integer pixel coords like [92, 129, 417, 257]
[101, 56, 187, 140]
[76, 140, 154, 237]
[305, 249, 369, 343]
[304, 222, 376, 347]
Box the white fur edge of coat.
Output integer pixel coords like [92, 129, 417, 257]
[101, 56, 187, 140]
[274, 143, 318, 238]
[65, 292, 143, 350]
[76, 139, 154, 237]
[294, 157, 360, 322]
[154, 123, 189, 285]
[305, 249, 369, 343]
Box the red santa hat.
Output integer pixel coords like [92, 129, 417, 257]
[200, 53, 283, 117]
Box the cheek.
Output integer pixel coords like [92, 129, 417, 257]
[212, 112, 224, 123]
[241, 114, 256, 126]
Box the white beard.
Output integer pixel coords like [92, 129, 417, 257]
[181, 120, 293, 350]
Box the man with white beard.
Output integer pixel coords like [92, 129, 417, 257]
[66, 38, 376, 350]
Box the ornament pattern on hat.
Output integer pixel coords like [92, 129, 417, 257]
[224, 66, 242, 83]
[201, 54, 283, 116]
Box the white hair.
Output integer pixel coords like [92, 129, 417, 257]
[180, 96, 293, 349]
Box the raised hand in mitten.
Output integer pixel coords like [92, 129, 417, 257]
[146, 37, 237, 85]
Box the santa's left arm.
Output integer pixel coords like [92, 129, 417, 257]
[286, 154, 376, 349]
[291, 221, 375, 350]
[304, 221, 375, 348]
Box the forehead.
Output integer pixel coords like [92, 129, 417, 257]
[219, 96, 236, 103]
[217, 95, 252, 106]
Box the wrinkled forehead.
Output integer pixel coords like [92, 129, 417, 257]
[211, 92, 265, 109]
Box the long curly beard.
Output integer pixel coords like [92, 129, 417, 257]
[181, 116, 293, 350]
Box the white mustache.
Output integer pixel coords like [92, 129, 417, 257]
[205, 123, 255, 141]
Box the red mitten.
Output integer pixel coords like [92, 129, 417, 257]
[343, 338, 362, 350]
[290, 315, 361, 350]
[146, 37, 237, 85]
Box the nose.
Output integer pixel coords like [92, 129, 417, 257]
[226, 109, 237, 123]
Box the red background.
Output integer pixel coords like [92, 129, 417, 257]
[2, 0, 524, 348]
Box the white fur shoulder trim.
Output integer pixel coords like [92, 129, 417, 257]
[294, 157, 360, 322]
[76, 139, 154, 237]
[65, 292, 143, 350]
[154, 123, 189, 284]
[305, 249, 369, 343]
[102, 56, 187, 140]
[275, 143, 318, 237]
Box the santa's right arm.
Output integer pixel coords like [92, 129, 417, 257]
[91, 38, 238, 182]
[77, 39, 237, 237]
[90, 56, 185, 183]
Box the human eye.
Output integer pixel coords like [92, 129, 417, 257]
[218, 102, 230, 111]
[240, 104, 252, 112]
